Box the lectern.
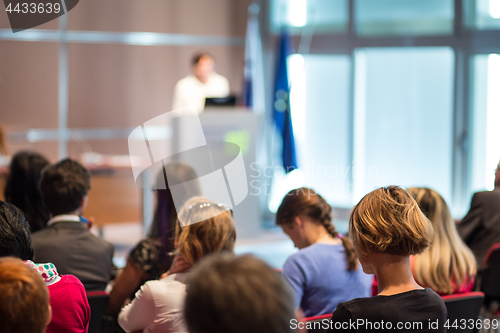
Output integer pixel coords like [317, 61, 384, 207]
[171, 107, 261, 238]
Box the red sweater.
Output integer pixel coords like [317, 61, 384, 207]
[46, 275, 91, 333]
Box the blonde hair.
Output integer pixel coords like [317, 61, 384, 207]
[409, 187, 477, 295]
[350, 186, 433, 257]
[0, 257, 50, 333]
[175, 197, 236, 265]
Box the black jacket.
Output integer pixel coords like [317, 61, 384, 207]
[457, 189, 500, 267]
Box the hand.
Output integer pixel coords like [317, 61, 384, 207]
[161, 255, 192, 278]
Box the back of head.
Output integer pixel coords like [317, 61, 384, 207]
[150, 162, 202, 267]
[409, 187, 476, 294]
[150, 162, 201, 238]
[0, 201, 34, 260]
[277, 187, 358, 270]
[0, 257, 50, 333]
[40, 158, 90, 216]
[175, 196, 236, 265]
[350, 185, 433, 257]
[185, 254, 295, 333]
[4, 151, 50, 232]
[277, 187, 332, 228]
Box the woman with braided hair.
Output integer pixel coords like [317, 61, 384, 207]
[276, 187, 372, 317]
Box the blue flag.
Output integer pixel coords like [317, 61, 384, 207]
[273, 32, 298, 173]
[243, 3, 264, 111]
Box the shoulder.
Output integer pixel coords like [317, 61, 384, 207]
[31, 228, 58, 248]
[210, 73, 229, 83]
[142, 273, 188, 298]
[31, 227, 53, 240]
[132, 238, 160, 253]
[420, 288, 446, 304]
[283, 244, 339, 276]
[337, 295, 373, 310]
[283, 248, 308, 271]
[48, 275, 87, 296]
[129, 238, 160, 262]
[472, 190, 500, 200]
[175, 75, 197, 87]
[60, 274, 86, 287]
[89, 232, 114, 251]
[286, 244, 342, 264]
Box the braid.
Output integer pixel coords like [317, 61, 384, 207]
[340, 236, 358, 271]
[320, 219, 338, 239]
[320, 218, 358, 271]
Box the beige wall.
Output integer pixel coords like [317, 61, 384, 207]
[0, 0, 252, 161]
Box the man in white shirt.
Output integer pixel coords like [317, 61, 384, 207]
[172, 53, 230, 113]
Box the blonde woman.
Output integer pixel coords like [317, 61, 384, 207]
[327, 186, 447, 333]
[409, 187, 476, 295]
[118, 197, 236, 333]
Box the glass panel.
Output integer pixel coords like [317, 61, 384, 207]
[355, 0, 454, 36]
[465, 0, 500, 30]
[268, 54, 352, 211]
[270, 0, 349, 34]
[469, 54, 500, 196]
[353, 47, 455, 206]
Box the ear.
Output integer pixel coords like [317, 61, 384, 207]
[80, 195, 89, 212]
[294, 216, 304, 229]
[46, 304, 52, 327]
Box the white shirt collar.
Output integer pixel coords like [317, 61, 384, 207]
[47, 214, 81, 226]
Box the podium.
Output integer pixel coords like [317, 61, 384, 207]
[171, 108, 261, 238]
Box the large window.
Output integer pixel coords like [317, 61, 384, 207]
[269, 0, 348, 34]
[355, 0, 454, 36]
[268, 54, 352, 211]
[353, 48, 455, 203]
[465, 0, 500, 30]
[469, 54, 500, 195]
[266, 0, 500, 218]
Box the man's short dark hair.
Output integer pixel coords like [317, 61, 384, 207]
[184, 254, 295, 333]
[0, 201, 34, 260]
[40, 158, 91, 216]
[192, 52, 213, 66]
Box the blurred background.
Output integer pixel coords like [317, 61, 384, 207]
[1, 0, 500, 267]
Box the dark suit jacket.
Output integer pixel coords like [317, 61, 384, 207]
[457, 189, 500, 267]
[32, 221, 114, 291]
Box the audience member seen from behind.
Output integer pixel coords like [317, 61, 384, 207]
[327, 186, 447, 333]
[118, 196, 236, 333]
[0, 201, 34, 260]
[0, 257, 51, 333]
[409, 187, 476, 295]
[108, 162, 201, 315]
[4, 151, 50, 233]
[277, 188, 371, 317]
[185, 254, 296, 333]
[33, 158, 114, 291]
[457, 160, 500, 267]
[0, 201, 91, 333]
[370, 188, 477, 296]
[25, 260, 91, 333]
